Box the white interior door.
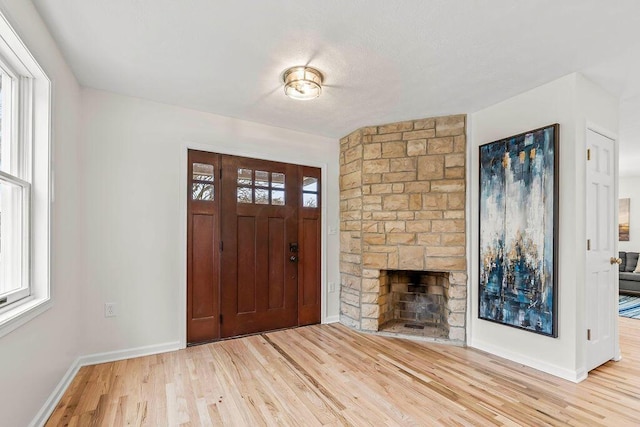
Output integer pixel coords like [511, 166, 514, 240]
[585, 129, 617, 371]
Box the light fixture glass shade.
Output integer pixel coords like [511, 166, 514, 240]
[283, 66, 323, 100]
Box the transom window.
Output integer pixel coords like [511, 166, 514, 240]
[237, 168, 285, 206]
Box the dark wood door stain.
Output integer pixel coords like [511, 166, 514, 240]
[187, 150, 321, 344]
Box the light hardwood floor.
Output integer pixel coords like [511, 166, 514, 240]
[47, 318, 640, 426]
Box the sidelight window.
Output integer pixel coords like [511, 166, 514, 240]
[302, 176, 319, 208]
[192, 163, 215, 201]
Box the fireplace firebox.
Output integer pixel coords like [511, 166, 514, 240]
[378, 270, 449, 338]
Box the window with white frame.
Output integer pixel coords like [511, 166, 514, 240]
[0, 65, 31, 308]
[0, 11, 51, 335]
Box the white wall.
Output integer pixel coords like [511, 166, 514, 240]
[80, 88, 340, 355]
[469, 73, 618, 382]
[0, 1, 82, 426]
[619, 176, 640, 253]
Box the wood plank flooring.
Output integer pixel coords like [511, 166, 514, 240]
[47, 318, 640, 426]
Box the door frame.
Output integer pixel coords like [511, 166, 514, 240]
[584, 122, 621, 367]
[178, 142, 329, 348]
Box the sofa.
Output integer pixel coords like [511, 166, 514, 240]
[619, 251, 640, 295]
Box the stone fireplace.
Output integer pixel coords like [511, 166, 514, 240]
[339, 115, 467, 343]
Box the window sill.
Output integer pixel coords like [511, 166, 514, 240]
[0, 296, 52, 339]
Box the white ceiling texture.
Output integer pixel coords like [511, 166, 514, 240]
[32, 0, 640, 176]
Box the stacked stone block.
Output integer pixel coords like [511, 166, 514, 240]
[339, 114, 468, 343]
[339, 129, 364, 329]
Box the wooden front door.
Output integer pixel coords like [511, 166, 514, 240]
[186, 151, 321, 344]
[220, 155, 300, 338]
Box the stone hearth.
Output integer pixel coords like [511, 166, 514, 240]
[339, 115, 467, 344]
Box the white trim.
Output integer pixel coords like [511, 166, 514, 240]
[574, 369, 588, 383]
[585, 122, 618, 142]
[29, 341, 181, 427]
[319, 161, 328, 324]
[77, 341, 181, 366]
[178, 146, 188, 348]
[465, 113, 473, 345]
[178, 141, 330, 347]
[471, 338, 586, 383]
[29, 356, 81, 427]
[323, 315, 339, 324]
[0, 297, 51, 339]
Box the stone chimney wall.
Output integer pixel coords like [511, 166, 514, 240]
[339, 115, 468, 343]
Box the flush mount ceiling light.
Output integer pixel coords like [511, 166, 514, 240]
[282, 66, 324, 100]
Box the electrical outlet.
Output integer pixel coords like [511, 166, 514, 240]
[328, 281, 336, 292]
[105, 302, 118, 317]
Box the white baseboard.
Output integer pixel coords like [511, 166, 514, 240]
[323, 315, 339, 324]
[30, 341, 181, 427]
[77, 341, 181, 366]
[29, 356, 81, 427]
[471, 339, 586, 383]
[574, 369, 588, 383]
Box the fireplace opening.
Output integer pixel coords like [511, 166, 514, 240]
[378, 270, 449, 338]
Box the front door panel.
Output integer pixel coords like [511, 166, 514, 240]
[220, 155, 299, 338]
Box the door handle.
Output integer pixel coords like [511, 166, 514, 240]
[610, 257, 622, 265]
[289, 255, 298, 263]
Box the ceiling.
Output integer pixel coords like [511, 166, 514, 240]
[32, 0, 640, 175]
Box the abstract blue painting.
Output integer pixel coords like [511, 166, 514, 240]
[479, 124, 558, 337]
